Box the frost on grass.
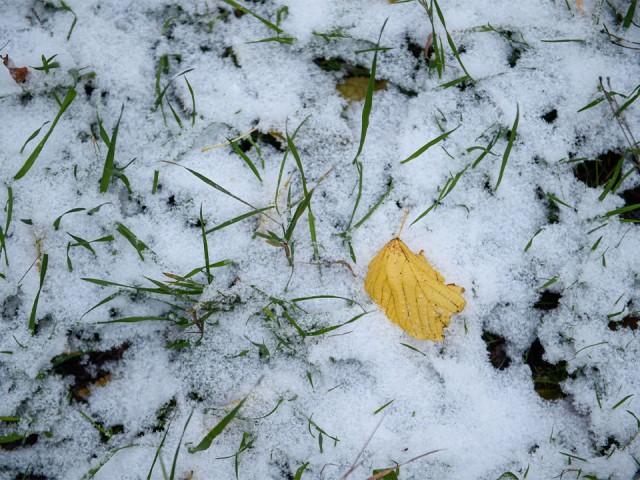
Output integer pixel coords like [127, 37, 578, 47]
[2, 0, 640, 479]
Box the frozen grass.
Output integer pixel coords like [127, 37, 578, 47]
[2, 0, 640, 479]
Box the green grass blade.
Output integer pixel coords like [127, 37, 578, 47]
[599, 155, 624, 201]
[411, 165, 468, 225]
[286, 127, 318, 262]
[205, 206, 273, 235]
[346, 160, 363, 233]
[612, 394, 634, 410]
[82, 277, 135, 288]
[169, 410, 193, 480]
[373, 399, 395, 415]
[68, 233, 97, 255]
[283, 310, 307, 338]
[220, 0, 283, 34]
[247, 136, 264, 169]
[604, 203, 640, 218]
[275, 117, 309, 213]
[19, 121, 50, 154]
[470, 129, 502, 168]
[616, 86, 640, 115]
[188, 398, 246, 453]
[15, 88, 77, 180]
[540, 38, 585, 43]
[96, 316, 173, 324]
[291, 294, 365, 311]
[81, 291, 124, 318]
[284, 189, 314, 242]
[146, 414, 173, 480]
[116, 222, 150, 261]
[438, 75, 470, 89]
[612, 167, 635, 194]
[546, 192, 572, 209]
[0, 226, 7, 268]
[100, 104, 124, 193]
[153, 69, 194, 112]
[58, 0, 77, 41]
[536, 275, 558, 290]
[247, 36, 295, 45]
[433, 0, 473, 81]
[4, 186, 12, 236]
[184, 76, 196, 126]
[623, 0, 638, 28]
[494, 103, 519, 191]
[306, 311, 369, 336]
[353, 18, 388, 165]
[87, 202, 111, 215]
[164, 161, 258, 210]
[83, 444, 137, 479]
[0, 186, 13, 266]
[400, 126, 459, 164]
[524, 228, 543, 252]
[200, 205, 212, 284]
[577, 96, 604, 113]
[229, 138, 262, 182]
[400, 343, 426, 356]
[353, 179, 393, 230]
[97, 114, 111, 147]
[293, 462, 309, 480]
[29, 254, 48, 335]
[53, 207, 85, 230]
[165, 97, 183, 129]
[152, 170, 159, 194]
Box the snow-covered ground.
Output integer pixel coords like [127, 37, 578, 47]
[2, 0, 640, 479]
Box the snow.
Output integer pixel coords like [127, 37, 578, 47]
[1, 0, 640, 479]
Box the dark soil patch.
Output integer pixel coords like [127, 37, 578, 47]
[482, 331, 512, 370]
[406, 37, 425, 60]
[508, 48, 522, 68]
[50, 342, 130, 403]
[573, 150, 623, 188]
[598, 436, 620, 455]
[619, 186, 640, 222]
[541, 109, 558, 123]
[154, 397, 177, 432]
[608, 315, 640, 331]
[524, 338, 568, 400]
[0, 433, 38, 451]
[534, 291, 562, 310]
[313, 56, 370, 77]
[536, 186, 560, 224]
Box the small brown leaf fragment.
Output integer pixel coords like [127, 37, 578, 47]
[425, 33, 433, 62]
[365, 238, 466, 341]
[1, 54, 29, 84]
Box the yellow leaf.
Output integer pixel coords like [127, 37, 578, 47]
[365, 238, 466, 341]
[336, 77, 387, 103]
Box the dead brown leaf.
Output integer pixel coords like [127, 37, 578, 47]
[1, 54, 29, 84]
